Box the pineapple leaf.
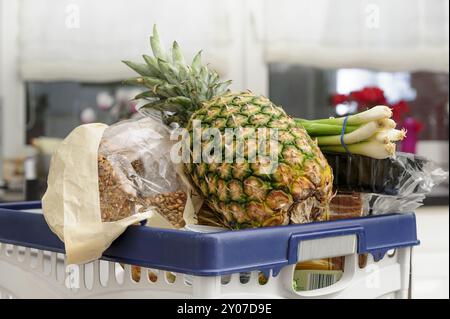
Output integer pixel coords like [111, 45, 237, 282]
[198, 79, 208, 96]
[208, 71, 219, 86]
[122, 77, 146, 86]
[166, 96, 192, 107]
[215, 80, 232, 95]
[152, 85, 175, 98]
[199, 66, 209, 83]
[178, 66, 189, 83]
[122, 60, 154, 77]
[134, 90, 158, 100]
[139, 76, 165, 87]
[123, 25, 233, 127]
[157, 58, 180, 85]
[141, 101, 167, 112]
[142, 55, 162, 76]
[150, 25, 166, 60]
[142, 100, 183, 113]
[172, 41, 185, 66]
[191, 51, 202, 73]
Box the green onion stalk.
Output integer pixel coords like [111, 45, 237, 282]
[295, 106, 406, 159]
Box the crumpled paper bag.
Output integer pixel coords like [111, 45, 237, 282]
[42, 122, 176, 265]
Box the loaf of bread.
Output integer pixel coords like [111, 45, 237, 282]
[329, 192, 364, 220]
[96, 117, 188, 227]
[98, 154, 187, 228]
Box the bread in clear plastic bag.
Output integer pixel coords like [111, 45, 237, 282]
[97, 117, 187, 228]
[324, 151, 448, 213]
[329, 192, 365, 219]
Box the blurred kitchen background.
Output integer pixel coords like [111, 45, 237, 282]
[0, 0, 448, 298]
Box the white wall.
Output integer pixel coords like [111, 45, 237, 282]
[0, 0, 25, 159]
[0, 0, 265, 161]
[4, 0, 446, 161]
[0, 0, 2, 182]
[0, 0, 270, 161]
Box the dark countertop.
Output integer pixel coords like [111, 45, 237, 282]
[0, 189, 25, 203]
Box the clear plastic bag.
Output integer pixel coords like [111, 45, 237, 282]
[97, 117, 187, 227]
[324, 152, 448, 213]
[329, 192, 365, 220]
[362, 153, 448, 214]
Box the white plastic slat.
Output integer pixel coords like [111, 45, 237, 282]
[0, 240, 413, 299]
[92, 260, 102, 289]
[297, 235, 357, 262]
[138, 268, 150, 285]
[23, 247, 31, 265]
[107, 262, 119, 288]
[11, 245, 19, 260]
[35, 250, 45, 273]
[78, 264, 86, 290]
[50, 252, 58, 280]
[122, 264, 133, 284]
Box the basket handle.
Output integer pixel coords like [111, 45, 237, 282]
[287, 226, 365, 264]
[279, 253, 359, 298]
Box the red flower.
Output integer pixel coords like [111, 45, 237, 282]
[349, 90, 365, 103]
[331, 94, 348, 106]
[353, 87, 387, 105]
[391, 100, 410, 123]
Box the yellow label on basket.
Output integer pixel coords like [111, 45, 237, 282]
[293, 269, 343, 291]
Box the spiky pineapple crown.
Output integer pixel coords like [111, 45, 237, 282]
[123, 25, 231, 126]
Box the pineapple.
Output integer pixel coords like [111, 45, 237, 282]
[123, 26, 333, 229]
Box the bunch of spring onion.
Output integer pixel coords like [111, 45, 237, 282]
[295, 105, 406, 159]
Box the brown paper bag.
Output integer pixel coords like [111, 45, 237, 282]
[42, 121, 181, 264]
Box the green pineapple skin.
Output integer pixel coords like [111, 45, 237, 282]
[186, 92, 333, 229]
